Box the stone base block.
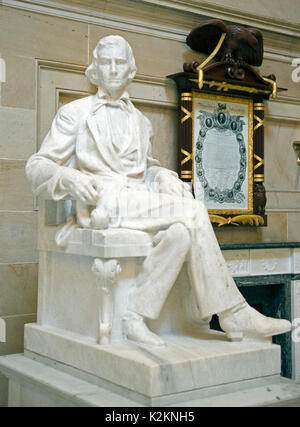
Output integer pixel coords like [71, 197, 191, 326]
[17, 322, 286, 405]
[1, 353, 300, 407]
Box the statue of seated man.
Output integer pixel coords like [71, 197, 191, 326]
[26, 35, 291, 346]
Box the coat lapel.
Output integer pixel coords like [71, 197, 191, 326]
[86, 114, 100, 145]
[86, 107, 124, 172]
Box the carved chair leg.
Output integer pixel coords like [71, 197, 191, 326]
[91, 258, 121, 345]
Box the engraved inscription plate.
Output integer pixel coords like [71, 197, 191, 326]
[193, 93, 252, 213]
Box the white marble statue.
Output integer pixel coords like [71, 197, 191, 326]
[26, 35, 291, 346]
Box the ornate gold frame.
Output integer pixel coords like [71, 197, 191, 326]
[192, 91, 254, 215]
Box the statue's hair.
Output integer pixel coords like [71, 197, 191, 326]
[85, 35, 137, 86]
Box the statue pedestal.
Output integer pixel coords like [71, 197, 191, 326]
[2, 327, 300, 407]
[23, 324, 281, 404]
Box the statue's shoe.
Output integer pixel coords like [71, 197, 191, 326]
[219, 303, 291, 341]
[123, 312, 165, 346]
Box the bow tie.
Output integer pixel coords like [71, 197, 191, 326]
[93, 92, 134, 114]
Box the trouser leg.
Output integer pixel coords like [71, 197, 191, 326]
[185, 202, 245, 319]
[127, 222, 191, 319]
[119, 189, 244, 320]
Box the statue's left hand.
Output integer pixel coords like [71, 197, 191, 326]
[156, 172, 193, 199]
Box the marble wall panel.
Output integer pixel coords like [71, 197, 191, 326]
[0, 107, 36, 159]
[0, 263, 38, 317]
[0, 6, 88, 65]
[293, 249, 300, 274]
[287, 213, 300, 242]
[0, 159, 34, 211]
[215, 227, 259, 245]
[129, 76, 176, 109]
[0, 212, 38, 264]
[264, 121, 300, 191]
[140, 105, 178, 171]
[198, 0, 300, 24]
[266, 191, 300, 212]
[250, 248, 291, 276]
[223, 250, 250, 277]
[0, 314, 36, 356]
[223, 248, 300, 277]
[260, 212, 288, 242]
[0, 53, 36, 110]
[266, 99, 300, 123]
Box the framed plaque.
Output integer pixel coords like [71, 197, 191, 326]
[168, 61, 285, 227]
[192, 92, 253, 215]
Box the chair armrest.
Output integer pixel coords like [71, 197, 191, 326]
[38, 195, 74, 226]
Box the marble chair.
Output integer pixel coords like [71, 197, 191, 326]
[36, 197, 204, 346]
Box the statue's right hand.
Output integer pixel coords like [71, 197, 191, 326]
[60, 169, 100, 204]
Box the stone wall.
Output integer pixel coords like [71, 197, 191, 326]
[0, 0, 300, 405]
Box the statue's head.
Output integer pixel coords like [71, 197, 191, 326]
[86, 35, 137, 98]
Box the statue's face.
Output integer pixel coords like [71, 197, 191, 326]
[97, 43, 131, 97]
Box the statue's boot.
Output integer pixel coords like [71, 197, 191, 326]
[219, 302, 291, 342]
[123, 312, 165, 346]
